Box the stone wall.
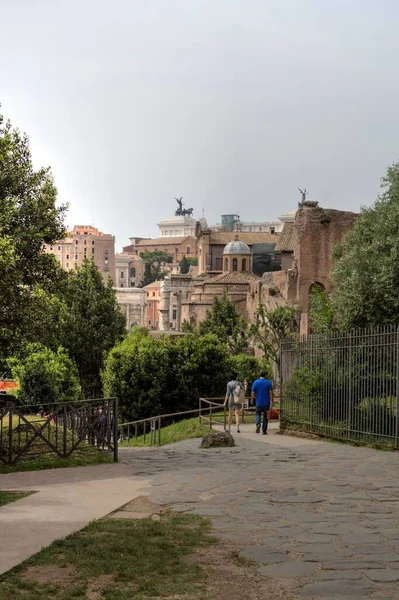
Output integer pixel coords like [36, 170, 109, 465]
[295, 207, 357, 314]
[247, 205, 358, 335]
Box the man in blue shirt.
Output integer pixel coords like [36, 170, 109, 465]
[251, 370, 274, 435]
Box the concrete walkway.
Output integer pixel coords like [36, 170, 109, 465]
[0, 464, 148, 575]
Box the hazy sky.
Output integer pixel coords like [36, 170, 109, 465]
[2, 0, 399, 250]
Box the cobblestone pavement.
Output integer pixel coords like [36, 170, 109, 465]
[120, 433, 399, 600]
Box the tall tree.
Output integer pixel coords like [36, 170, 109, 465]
[199, 292, 249, 354]
[250, 304, 296, 369]
[60, 260, 126, 398]
[332, 161, 399, 329]
[140, 250, 173, 285]
[0, 110, 66, 363]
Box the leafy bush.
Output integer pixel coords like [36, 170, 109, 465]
[102, 330, 234, 421]
[230, 354, 272, 390]
[8, 345, 81, 406]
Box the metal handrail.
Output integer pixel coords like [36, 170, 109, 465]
[119, 399, 227, 446]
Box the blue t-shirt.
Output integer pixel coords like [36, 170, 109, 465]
[251, 378, 273, 407]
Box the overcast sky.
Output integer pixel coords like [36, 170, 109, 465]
[2, 0, 399, 249]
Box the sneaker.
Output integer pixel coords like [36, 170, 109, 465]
[237, 427, 240, 433]
[262, 431, 268, 435]
[226, 428, 231, 433]
[256, 425, 260, 434]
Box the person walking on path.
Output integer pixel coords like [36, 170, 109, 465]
[251, 370, 274, 435]
[224, 372, 245, 434]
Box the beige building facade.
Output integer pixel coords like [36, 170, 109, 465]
[43, 225, 115, 284]
[115, 253, 144, 288]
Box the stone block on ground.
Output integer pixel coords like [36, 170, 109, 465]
[200, 431, 235, 448]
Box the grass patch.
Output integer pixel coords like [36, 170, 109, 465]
[121, 416, 213, 447]
[0, 491, 34, 507]
[0, 512, 217, 600]
[0, 447, 113, 474]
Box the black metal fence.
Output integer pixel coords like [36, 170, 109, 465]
[280, 326, 399, 449]
[0, 397, 118, 465]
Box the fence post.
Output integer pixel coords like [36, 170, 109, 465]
[348, 332, 353, 440]
[198, 398, 202, 425]
[209, 402, 212, 430]
[158, 416, 161, 445]
[63, 403, 67, 457]
[113, 398, 119, 463]
[8, 407, 13, 465]
[396, 329, 399, 450]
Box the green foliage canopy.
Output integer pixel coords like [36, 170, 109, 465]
[103, 330, 235, 421]
[59, 260, 126, 398]
[140, 251, 173, 286]
[8, 344, 81, 406]
[0, 110, 67, 363]
[332, 161, 399, 329]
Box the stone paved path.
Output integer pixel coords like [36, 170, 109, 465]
[121, 431, 399, 600]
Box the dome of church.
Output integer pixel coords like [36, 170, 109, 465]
[223, 238, 251, 255]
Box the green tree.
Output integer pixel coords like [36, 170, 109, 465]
[0, 110, 67, 364]
[60, 260, 126, 398]
[102, 329, 233, 421]
[179, 255, 190, 274]
[140, 251, 173, 285]
[308, 284, 335, 333]
[8, 344, 81, 406]
[250, 304, 297, 368]
[332, 161, 399, 328]
[199, 292, 249, 354]
[230, 354, 272, 390]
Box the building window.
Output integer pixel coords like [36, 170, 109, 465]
[66, 262, 69, 269]
[50, 245, 54, 251]
[233, 258, 238, 272]
[120, 283, 124, 288]
[172, 309, 177, 320]
[75, 254, 78, 260]
[148, 320, 151, 325]
[270, 227, 275, 234]
[92, 240, 95, 245]
[66, 245, 70, 251]
[66, 254, 70, 260]
[152, 292, 155, 297]
[84, 240, 87, 245]
[186, 246, 191, 255]
[130, 267, 136, 278]
[57, 245, 61, 251]
[242, 258, 247, 271]
[224, 258, 228, 271]
[57, 254, 62, 261]
[91, 247, 95, 255]
[75, 240, 78, 245]
[120, 271, 124, 278]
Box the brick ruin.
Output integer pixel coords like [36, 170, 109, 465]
[247, 203, 358, 335]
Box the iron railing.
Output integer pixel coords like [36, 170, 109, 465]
[0, 398, 118, 465]
[119, 398, 227, 446]
[280, 326, 399, 448]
